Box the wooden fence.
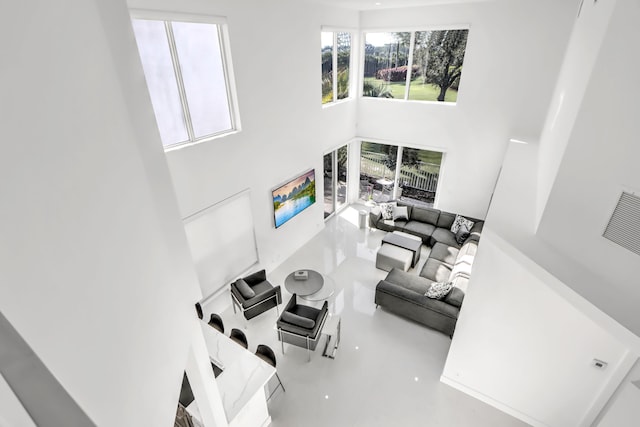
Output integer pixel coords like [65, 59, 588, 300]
[360, 152, 439, 193]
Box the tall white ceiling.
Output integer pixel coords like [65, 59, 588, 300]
[297, 0, 492, 11]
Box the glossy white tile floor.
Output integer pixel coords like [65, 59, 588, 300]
[212, 205, 529, 427]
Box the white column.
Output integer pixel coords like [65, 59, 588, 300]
[393, 146, 403, 200]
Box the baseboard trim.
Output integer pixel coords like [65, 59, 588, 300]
[439, 375, 549, 427]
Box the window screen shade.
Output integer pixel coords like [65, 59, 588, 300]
[183, 190, 258, 300]
[603, 192, 640, 256]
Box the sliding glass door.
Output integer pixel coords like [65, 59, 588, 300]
[359, 141, 442, 207]
[323, 152, 335, 218]
[324, 144, 349, 219]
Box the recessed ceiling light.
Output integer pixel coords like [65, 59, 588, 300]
[325, 395, 329, 399]
[375, 2, 382, 5]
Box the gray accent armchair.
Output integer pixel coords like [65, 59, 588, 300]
[276, 294, 328, 361]
[230, 269, 282, 321]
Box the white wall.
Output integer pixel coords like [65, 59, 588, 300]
[357, 0, 576, 219]
[537, 0, 640, 336]
[442, 230, 632, 427]
[0, 374, 35, 427]
[535, 0, 617, 224]
[127, 0, 359, 276]
[596, 360, 640, 427]
[0, 0, 205, 424]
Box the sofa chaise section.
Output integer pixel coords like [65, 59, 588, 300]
[375, 268, 463, 337]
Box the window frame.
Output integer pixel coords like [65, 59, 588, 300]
[359, 25, 470, 104]
[130, 10, 241, 151]
[321, 27, 355, 107]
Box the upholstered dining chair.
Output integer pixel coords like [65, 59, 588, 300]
[208, 313, 224, 334]
[255, 344, 285, 400]
[276, 294, 328, 362]
[229, 328, 248, 349]
[230, 269, 282, 324]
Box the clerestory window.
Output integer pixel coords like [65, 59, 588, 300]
[131, 14, 240, 150]
[321, 31, 352, 105]
[362, 29, 469, 103]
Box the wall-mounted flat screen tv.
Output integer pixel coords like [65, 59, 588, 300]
[272, 169, 316, 228]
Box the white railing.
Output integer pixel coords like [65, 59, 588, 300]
[360, 152, 439, 193]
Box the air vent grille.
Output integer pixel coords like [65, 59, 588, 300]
[603, 192, 640, 256]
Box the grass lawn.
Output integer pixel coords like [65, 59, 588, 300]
[363, 77, 458, 103]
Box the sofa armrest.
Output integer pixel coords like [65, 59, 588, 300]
[443, 287, 464, 308]
[369, 211, 381, 228]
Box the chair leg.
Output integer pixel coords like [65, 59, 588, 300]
[266, 373, 285, 401]
[231, 295, 237, 314]
[275, 373, 285, 392]
[306, 336, 310, 362]
[279, 329, 285, 355]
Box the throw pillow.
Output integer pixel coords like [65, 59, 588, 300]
[235, 278, 255, 299]
[393, 205, 409, 221]
[281, 311, 316, 329]
[450, 214, 475, 234]
[379, 202, 397, 220]
[425, 281, 454, 299]
[455, 228, 471, 245]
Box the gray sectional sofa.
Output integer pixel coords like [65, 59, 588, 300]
[372, 200, 483, 336]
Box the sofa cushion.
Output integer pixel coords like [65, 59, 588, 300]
[235, 278, 255, 299]
[420, 258, 452, 283]
[402, 221, 435, 241]
[431, 227, 459, 247]
[376, 219, 396, 232]
[429, 242, 459, 266]
[410, 207, 440, 225]
[437, 211, 456, 229]
[425, 281, 454, 299]
[392, 219, 408, 230]
[451, 214, 475, 234]
[281, 311, 315, 329]
[385, 268, 433, 295]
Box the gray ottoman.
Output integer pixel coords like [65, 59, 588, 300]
[376, 243, 413, 272]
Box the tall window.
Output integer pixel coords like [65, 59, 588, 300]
[359, 142, 442, 207]
[363, 29, 468, 103]
[132, 17, 239, 149]
[324, 145, 349, 218]
[321, 31, 351, 104]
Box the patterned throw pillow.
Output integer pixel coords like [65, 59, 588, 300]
[425, 281, 454, 299]
[455, 228, 470, 245]
[451, 214, 475, 234]
[379, 202, 397, 220]
[393, 205, 409, 221]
